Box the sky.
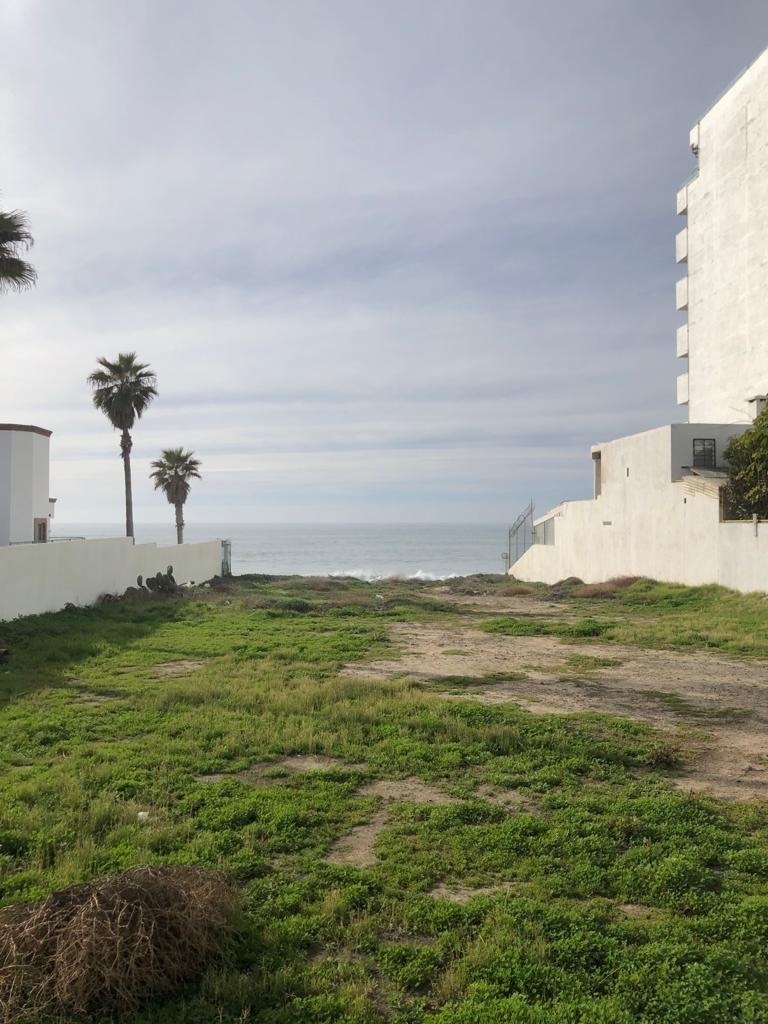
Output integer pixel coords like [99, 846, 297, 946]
[2, 1, 768, 525]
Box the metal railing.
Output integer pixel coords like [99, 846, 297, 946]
[504, 500, 535, 571]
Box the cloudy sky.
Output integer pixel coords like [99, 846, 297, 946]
[2, 1, 768, 524]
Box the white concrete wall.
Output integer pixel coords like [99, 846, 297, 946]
[680, 48, 768, 423]
[0, 428, 51, 545]
[513, 485, 721, 587]
[0, 434, 12, 547]
[515, 504, 768, 594]
[0, 538, 224, 621]
[511, 423, 761, 592]
[31, 433, 50, 528]
[8, 432, 36, 544]
[718, 521, 768, 591]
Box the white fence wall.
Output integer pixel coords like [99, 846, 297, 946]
[0, 538, 224, 621]
[717, 521, 768, 592]
[512, 499, 768, 594]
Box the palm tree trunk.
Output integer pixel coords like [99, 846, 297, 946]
[121, 429, 134, 539]
[175, 502, 184, 545]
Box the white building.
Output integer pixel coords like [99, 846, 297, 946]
[511, 49, 768, 594]
[0, 423, 54, 546]
[0, 421, 225, 620]
[677, 49, 768, 422]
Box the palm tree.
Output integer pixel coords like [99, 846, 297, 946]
[149, 448, 202, 544]
[87, 353, 158, 539]
[0, 207, 37, 292]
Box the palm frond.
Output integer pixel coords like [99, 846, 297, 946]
[87, 352, 158, 431]
[0, 209, 36, 293]
[0, 256, 37, 293]
[149, 448, 202, 505]
[0, 210, 34, 249]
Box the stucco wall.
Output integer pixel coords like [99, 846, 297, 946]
[0, 428, 51, 545]
[512, 484, 721, 587]
[0, 435, 12, 547]
[511, 424, 764, 592]
[0, 538, 224, 621]
[681, 48, 768, 423]
[718, 521, 768, 591]
[514, 504, 768, 594]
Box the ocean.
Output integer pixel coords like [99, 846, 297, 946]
[52, 523, 510, 580]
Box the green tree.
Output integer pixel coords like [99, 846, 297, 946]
[723, 409, 768, 519]
[0, 207, 36, 292]
[87, 353, 158, 538]
[149, 448, 202, 544]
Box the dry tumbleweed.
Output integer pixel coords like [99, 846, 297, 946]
[0, 865, 238, 1021]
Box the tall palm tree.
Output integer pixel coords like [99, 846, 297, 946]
[149, 448, 202, 544]
[0, 207, 37, 292]
[87, 353, 158, 539]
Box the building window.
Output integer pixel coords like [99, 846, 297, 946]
[534, 517, 555, 545]
[33, 518, 48, 543]
[592, 451, 602, 497]
[693, 438, 716, 469]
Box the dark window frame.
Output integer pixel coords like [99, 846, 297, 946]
[692, 438, 716, 469]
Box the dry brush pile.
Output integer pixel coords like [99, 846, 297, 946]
[0, 866, 238, 1022]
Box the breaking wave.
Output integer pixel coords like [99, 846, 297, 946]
[328, 569, 457, 582]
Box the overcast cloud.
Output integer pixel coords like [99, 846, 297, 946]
[2, 0, 768, 524]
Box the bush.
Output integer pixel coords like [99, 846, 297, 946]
[0, 866, 238, 1021]
[723, 410, 768, 519]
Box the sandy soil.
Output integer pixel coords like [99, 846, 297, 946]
[326, 777, 457, 868]
[152, 660, 205, 678]
[344, 621, 768, 801]
[428, 882, 518, 903]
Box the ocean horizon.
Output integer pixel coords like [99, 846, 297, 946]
[51, 522, 511, 580]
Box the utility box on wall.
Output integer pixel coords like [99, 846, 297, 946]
[0, 424, 52, 546]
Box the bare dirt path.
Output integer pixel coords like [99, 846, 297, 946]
[344, 621, 768, 801]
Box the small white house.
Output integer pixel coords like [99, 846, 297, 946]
[0, 423, 54, 546]
[0, 421, 226, 620]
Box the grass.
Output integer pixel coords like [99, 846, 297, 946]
[481, 617, 612, 639]
[1, 575, 768, 1022]
[564, 654, 622, 672]
[480, 577, 768, 658]
[573, 578, 768, 658]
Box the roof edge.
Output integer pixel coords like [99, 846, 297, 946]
[692, 45, 768, 128]
[0, 423, 53, 438]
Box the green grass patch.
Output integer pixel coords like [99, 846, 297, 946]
[1, 577, 768, 1021]
[481, 617, 613, 640]
[565, 654, 623, 672]
[575, 579, 768, 657]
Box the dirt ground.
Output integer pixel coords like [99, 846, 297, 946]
[326, 778, 456, 868]
[344, 606, 768, 801]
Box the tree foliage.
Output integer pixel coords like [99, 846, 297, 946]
[0, 208, 37, 293]
[87, 353, 158, 432]
[150, 448, 201, 506]
[150, 448, 202, 544]
[87, 352, 158, 538]
[723, 409, 768, 519]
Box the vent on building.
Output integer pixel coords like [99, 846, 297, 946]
[692, 438, 716, 469]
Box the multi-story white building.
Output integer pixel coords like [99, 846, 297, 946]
[677, 48, 768, 423]
[511, 49, 768, 594]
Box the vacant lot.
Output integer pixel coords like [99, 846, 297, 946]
[2, 574, 768, 1023]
